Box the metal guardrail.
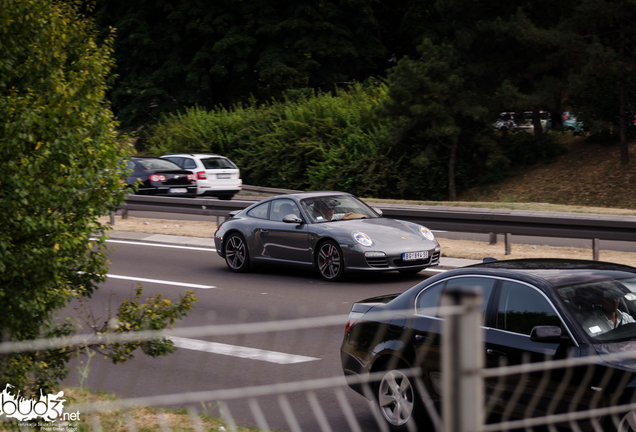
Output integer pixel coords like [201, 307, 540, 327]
[118, 188, 636, 259]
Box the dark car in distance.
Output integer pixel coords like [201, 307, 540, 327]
[214, 191, 440, 281]
[340, 259, 636, 431]
[126, 157, 197, 197]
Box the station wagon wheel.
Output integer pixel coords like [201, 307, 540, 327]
[316, 240, 344, 281]
[225, 233, 249, 272]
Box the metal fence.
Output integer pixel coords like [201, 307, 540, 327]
[3, 288, 635, 432]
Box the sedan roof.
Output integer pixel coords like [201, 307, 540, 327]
[455, 259, 636, 288]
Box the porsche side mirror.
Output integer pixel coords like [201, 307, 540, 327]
[282, 214, 303, 224]
[373, 208, 383, 217]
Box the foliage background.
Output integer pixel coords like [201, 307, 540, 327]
[0, 0, 196, 395]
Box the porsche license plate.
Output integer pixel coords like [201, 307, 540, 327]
[402, 251, 428, 261]
[170, 188, 187, 194]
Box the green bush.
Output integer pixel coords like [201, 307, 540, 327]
[148, 82, 403, 195]
[146, 83, 567, 200]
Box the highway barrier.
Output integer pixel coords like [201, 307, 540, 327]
[117, 187, 636, 260]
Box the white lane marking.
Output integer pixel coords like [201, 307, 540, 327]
[93, 238, 216, 252]
[107, 274, 216, 289]
[170, 336, 320, 364]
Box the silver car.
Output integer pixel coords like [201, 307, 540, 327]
[214, 191, 441, 281]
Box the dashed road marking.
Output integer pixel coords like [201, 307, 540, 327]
[170, 336, 321, 364]
[107, 274, 216, 289]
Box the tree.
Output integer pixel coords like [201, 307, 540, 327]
[380, 39, 490, 200]
[566, 0, 636, 164]
[0, 0, 195, 396]
[92, 0, 390, 132]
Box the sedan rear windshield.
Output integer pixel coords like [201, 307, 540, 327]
[137, 159, 182, 171]
[201, 158, 237, 169]
[557, 278, 636, 342]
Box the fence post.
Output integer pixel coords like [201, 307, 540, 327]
[505, 233, 512, 255]
[593, 238, 600, 261]
[441, 285, 484, 432]
[489, 232, 497, 245]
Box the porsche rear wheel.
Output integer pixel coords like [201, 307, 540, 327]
[225, 233, 249, 272]
[316, 240, 344, 281]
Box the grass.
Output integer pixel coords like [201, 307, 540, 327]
[456, 133, 636, 212]
[0, 388, 260, 432]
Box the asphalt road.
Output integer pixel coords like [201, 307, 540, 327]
[62, 237, 437, 431]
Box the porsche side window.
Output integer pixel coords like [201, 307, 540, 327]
[497, 281, 561, 335]
[270, 199, 301, 222]
[247, 202, 269, 219]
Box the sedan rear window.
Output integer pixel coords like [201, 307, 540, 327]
[137, 159, 182, 171]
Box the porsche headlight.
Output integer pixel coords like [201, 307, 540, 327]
[420, 226, 435, 241]
[353, 232, 373, 247]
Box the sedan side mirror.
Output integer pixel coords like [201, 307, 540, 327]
[530, 325, 569, 343]
[282, 214, 304, 224]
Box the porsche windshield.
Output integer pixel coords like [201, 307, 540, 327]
[300, 195, 378, 223]
[557, 278, 636, 342]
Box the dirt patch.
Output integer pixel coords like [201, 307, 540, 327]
[98, 216, 217, 238]
[459, 135, 636, 210]
[99, 216, 636, 267]
[438, 238, 636, 267]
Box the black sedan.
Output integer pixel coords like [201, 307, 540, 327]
[126, 157, 197, 197]
[213, 192, 440, 281]
[340, 259, 636, 431]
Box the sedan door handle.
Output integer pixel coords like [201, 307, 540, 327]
[486, 349, 507, 358]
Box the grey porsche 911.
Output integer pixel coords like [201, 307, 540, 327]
[213, 191, 441, 281]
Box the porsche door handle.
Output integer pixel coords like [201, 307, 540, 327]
[259, 229, 269, 234]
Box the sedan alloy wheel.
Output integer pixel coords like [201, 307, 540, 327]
[377, 369, 415, 428]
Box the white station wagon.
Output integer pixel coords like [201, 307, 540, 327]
[161, 153, 242, 200]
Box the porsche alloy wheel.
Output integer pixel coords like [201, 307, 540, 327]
[317, 241, 344, 281]
[225, 233, 249, 272]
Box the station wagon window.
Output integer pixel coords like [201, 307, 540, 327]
[269, 199, 301, 222]
[497, 281, 561, 335]
[181, 158, 197, 169]
[416, 277, 496, 323]
[247, 202, 269, 219]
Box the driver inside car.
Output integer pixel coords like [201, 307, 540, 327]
[583, 289, 636, 336]
[312, 199, 365, 222]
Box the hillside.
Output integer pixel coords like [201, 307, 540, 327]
[458, 135, 636, 210]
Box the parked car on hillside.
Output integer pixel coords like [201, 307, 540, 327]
[341, 259, 636, 431]
[214, 191, 440, 281]
[125, 157, 197, 197]
[161, 153, 242, 200]
[546, 112, 585, 132]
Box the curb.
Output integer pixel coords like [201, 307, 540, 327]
[106, 231, 481, 269]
